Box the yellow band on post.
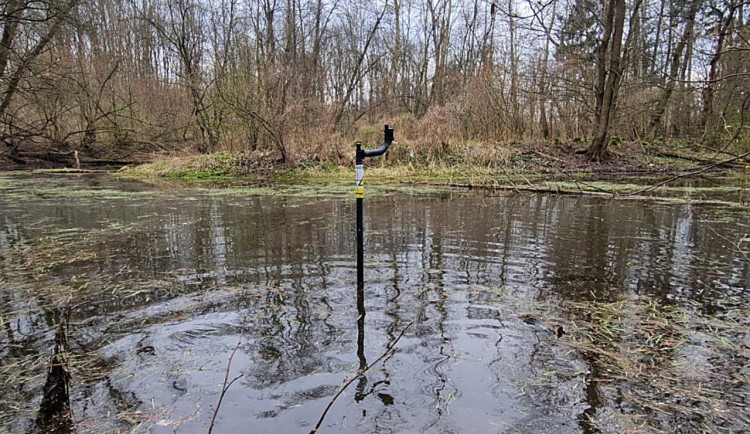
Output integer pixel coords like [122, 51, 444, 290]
[356, 187, 364, 198]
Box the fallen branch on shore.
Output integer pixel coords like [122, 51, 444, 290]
[630, 149, 750, 196]
[650, 149, 747, 168]
[409, 181, 746, 206]
[411, 181, 617, 198]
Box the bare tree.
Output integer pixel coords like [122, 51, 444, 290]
[586, 0, 627, 160]
[700, 0, 740, 130]
[646, 0, 701, 139]
[2, 0, 749, 167]
[1, 0, 79, 158]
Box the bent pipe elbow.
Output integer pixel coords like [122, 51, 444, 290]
[362, 141, 392, 158]
[362, 125, 395, 159]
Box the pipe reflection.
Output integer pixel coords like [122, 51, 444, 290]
[354, 284, 399, 409]
[355, 283, 368, 402]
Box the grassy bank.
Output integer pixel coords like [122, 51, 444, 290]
[121, 139, 717, 182]
[116, 140, 750, 204]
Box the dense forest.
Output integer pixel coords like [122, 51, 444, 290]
[0, 0, 748, 165]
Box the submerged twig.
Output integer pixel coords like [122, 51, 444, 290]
[703, 222, 750, 263]
[310, 320, 414, 434]
[208, 340, 244, 434]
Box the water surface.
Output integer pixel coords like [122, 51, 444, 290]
[1, 172, 748, 433]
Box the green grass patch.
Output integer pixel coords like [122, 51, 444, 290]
[120, 153, 249, 183]
[168, 168, 234, 182]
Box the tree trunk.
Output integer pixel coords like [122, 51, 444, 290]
[650, 0, 666, 76]
[646, 0, 700, 139]
[587, 0, 626, 161]
[427, 0, 451, 106]
[0, 0, 79, 159]
[537, 0, 556, 140]
[507, 0, 520, 134]
[390, 0, 401, 115]
[0, 0, 25, 78]
[592, 0, 616, 126]
[701, 2, 736, 129]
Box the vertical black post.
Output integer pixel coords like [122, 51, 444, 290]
[356, 285, 367, 370]
[355, 142, 365, 290]
[355, 143, 367, 401]
[355, 125, 393, 290]
[353, 126, 393, 402]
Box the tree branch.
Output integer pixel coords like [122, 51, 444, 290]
[208, 339, 244, 434]
[309, 320, 414, 434]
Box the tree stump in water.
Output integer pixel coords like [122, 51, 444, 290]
[36, 313, 72, 433]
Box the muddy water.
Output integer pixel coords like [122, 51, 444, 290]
[0, 173, 748, 433]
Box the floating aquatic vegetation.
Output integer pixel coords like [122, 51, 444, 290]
[554, 294, 750, 432]
[0, 173, 157, 201]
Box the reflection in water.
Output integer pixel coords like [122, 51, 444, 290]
[0, 174, 748, 433]
[355, 283, 368, 403]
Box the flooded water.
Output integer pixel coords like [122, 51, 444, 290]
[1, 172, 749, 433]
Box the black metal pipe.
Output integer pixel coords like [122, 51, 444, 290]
[362, 125, 394, 158]
[356, 141, 364, 289]
[356, 194, 364, 289]
[355, 125, 394, 290]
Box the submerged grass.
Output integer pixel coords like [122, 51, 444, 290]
[8, 223, 139, 275]
[0, 172, 158, 200]
[0, 218, 210, 432]
[552, 294, 750, 432]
